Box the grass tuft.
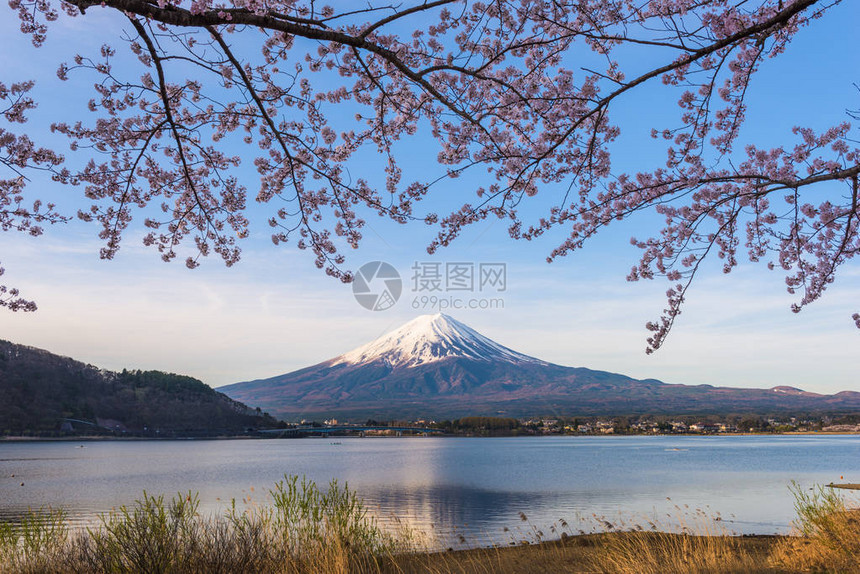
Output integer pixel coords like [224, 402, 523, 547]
[770, 482, 860, 573]
[584, 530, 766, 574]
[1, 478, 859, 573]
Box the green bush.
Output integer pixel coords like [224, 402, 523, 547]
[1, 476, 395, 574]
[0, 508, 67, 573]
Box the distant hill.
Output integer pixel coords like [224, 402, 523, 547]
[0, 340, 276, 435]
[220, 314, 860, 420]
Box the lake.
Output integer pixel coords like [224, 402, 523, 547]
[1, 435, 858, 548]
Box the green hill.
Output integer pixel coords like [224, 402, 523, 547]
[0, 340, 276, 436]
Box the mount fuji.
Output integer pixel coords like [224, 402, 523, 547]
[332, 314, 546, 369]
[219, 314, 860, 419]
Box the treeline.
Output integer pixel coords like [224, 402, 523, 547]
[427, 413, 854, 435]
[432, 417, 520, 434]
[0, 340, 276, 435]
[414, 413, 856, 436]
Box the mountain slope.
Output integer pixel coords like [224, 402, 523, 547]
[220, 314, 860, 419]
[0, 340, 275, 434]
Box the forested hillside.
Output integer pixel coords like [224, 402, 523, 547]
[0, 340, 276, 435]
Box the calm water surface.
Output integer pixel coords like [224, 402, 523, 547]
[1, 435, 858, 547]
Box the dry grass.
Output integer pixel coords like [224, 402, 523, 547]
[770, 483, 860, 573]
[1, 479, 858, 573]
[382, 533, 782, 574]
[583, 531, 773, 574]
[575, 505, 775, 574]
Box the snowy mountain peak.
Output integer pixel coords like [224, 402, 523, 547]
[332, 314, 546, 368]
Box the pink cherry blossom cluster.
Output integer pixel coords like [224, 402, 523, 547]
[3, 0, 857, 349]
[0, 80, 67, 311]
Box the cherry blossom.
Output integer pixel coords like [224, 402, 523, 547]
[2, 0, 857, 350]
[0, 80, 66, 311]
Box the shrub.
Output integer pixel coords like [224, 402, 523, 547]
[0, 508, 67, 574]
[72, 492, 200, 573]
[1, 476, 396, 574]
[770, 482, 860, 573]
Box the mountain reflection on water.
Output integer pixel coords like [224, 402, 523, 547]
[1, 435, 858, 548]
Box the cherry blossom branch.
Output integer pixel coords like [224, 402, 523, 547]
[4, 0, 856, 348]
[0, 80, 67, 312]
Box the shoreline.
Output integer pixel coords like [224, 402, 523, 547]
[2, 430, 860, 442]
[392, 533, 786, 573]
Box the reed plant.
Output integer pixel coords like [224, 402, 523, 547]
[1, 478, 859, 573]
[583, 530, 765, 574]
[770, 482, 860, 573]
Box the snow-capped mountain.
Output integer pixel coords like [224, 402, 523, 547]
[333, 314, 546, 368]
[219, 315, 860, 420]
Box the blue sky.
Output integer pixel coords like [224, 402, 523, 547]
[1, 2, 858, 394]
